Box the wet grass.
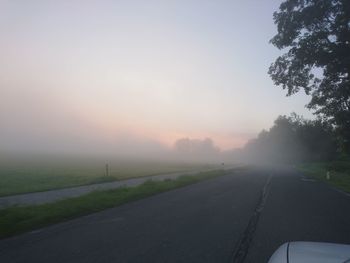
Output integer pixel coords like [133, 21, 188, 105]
[0, 159, 216, 196]
[298, 160, 350, 193]
[0, 169, 230, 239]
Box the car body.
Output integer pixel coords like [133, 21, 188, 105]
[268, 242, 350, 263]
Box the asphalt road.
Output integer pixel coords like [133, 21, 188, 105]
[1, 167, 350, 263]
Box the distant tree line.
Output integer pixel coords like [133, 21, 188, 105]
[242, 113, 339, 164]
[174, 138, 220, 156]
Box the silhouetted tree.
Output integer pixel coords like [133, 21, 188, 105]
[269, 0, 350, 152]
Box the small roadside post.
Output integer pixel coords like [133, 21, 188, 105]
[105, 163, 109, 177]
[326, 171, 330, 180]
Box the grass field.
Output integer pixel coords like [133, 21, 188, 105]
[0, 157, 217, 196]
[0, 169, 230, 239]
[298, 159, 350, 193]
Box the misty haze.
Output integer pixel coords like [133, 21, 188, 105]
[1, 1, 350, 263]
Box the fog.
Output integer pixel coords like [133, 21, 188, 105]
[234, 114, 337, 166]
[0, 0, 315, 166]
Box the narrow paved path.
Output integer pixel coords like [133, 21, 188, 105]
[0, 167, 233, 208]
[0, 167, 350, 263]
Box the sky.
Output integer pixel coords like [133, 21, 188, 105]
[0, 0, 313, 155]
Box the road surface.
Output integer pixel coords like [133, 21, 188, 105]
[0, 167, 350, 263]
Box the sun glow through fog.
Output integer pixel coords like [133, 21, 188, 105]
[0, 0, 312, 155]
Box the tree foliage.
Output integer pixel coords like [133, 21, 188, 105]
[269, 0, 350, 151]
[242, 114, 337, 163]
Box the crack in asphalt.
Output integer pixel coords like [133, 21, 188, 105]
[229, 173, 273, 263]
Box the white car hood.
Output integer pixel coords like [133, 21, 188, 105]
[268, 242, 350, 263]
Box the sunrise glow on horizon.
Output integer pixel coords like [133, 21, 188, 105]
[0, 0, 313, 154]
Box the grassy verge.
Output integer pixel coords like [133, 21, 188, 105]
[0, 169, 229, 239]
[0, 159, 216, 196]
[298, 160, 350, 193]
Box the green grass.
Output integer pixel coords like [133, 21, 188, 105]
[0, 169, 230, 239]
[298, 160, 350, 193]
[0, 158, 216, 196]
